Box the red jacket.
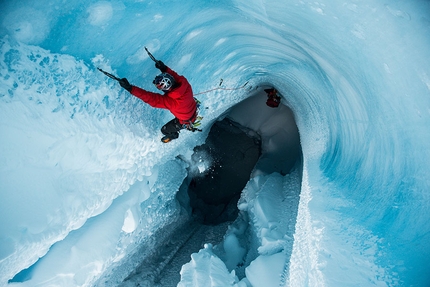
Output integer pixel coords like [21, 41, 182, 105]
[130, 67, 197, 124]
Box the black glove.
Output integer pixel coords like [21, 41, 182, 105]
[119, 78, 132, 92]
[155, 60, 167, 72]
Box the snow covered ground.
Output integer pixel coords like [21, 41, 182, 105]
[1, 0, 430, 286]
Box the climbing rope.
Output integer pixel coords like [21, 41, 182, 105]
[193, 79, 250, 96]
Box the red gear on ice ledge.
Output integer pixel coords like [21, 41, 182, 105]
[264, 88, 281, 108]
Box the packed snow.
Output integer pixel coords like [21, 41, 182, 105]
[1, 0, 430, 286]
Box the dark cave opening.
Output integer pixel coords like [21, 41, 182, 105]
[186, 118, 262, 225]
[181, 86, 302, 225]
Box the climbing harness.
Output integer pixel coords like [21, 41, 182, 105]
[183, 98, 203, 132]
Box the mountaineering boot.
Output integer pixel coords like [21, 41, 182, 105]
[161, 136, 172, 143]
[161, 132, 179, 143]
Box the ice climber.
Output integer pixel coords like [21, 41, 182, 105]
[118, 60, 198, 143]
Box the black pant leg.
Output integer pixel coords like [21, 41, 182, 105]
[161, 118, 183, 138]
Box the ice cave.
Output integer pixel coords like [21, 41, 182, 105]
[1, 0, 429, 286]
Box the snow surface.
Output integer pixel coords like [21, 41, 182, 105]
[1, 0, 430, 286]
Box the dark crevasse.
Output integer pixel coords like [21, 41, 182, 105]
[118, 117, 264, 286]
[185, 86, 302, 226]
[187, 118, 262, 225]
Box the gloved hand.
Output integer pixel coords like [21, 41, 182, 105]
[119, 78, 132, 92]
[155, 60, 167, 72]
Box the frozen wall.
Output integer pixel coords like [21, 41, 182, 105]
[0, 0, 429, 286]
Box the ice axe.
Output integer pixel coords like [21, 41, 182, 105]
[144, 47, 159, 63]
[97, 68, 121, 82]
[145, 47, 169, 72]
